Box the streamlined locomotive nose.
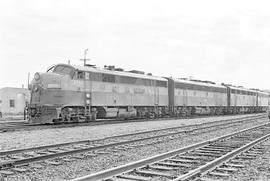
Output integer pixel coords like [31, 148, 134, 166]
[29, 72, 62, 105]
[31, 72, 61, 88]
[28, 72, 63, 124]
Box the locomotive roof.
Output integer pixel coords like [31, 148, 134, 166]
[171, 78, 226, 89]
[225, 85, 258, 93]
[69, 64, 168, 82]
[256, 90, 269, 95]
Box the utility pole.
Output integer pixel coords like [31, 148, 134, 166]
[27, 72, 30, 89]
[80, 49, 90, 66]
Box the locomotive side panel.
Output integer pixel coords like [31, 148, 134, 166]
[174, 88, 186, 106]
[174, 82, 227, 107]
[228, 87, 258, 113]
[183, 90, 227, 107]
[89, 80, 168, 106]
[79, 69, 169, 118]
[172, 79, 227, 115]
[258, 93, 268, 107]
[157, 87, 169, 106]
[215, 92, 227, 106]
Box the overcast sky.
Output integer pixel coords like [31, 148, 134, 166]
[1, 0, 270, 90]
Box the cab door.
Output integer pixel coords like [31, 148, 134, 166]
[84, 72, 92, 107]
[153, 81, 159, 106]
[183, 89, 188, 106]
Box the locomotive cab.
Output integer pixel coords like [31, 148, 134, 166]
[28, 64, 97, 124]
[28, 64, 77, 123]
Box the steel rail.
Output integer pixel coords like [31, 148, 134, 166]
[0, 115, 265, 170]
[173, 132, 270, 181]
[70, 122, 270, 181]
[0, 117, 258, 168]
[0, 114, 263, 157]
[0, 114, 266, 133]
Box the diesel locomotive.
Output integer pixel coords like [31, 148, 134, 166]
[27, 63, 269, 124]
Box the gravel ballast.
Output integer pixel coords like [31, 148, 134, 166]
[0, 114, 263, 151]
[2, 116, 269, 181]
[230, 139, 270, 181]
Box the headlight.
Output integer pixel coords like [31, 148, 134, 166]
[34, 86, 39, 92]
[34, 73, 40, 81]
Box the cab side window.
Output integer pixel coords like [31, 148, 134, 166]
[47, 66, 55, 73]
[78, 71, 84, 79]
[74, 71, 84, 79]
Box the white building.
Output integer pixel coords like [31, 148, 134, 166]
[0, 87, 30, 116]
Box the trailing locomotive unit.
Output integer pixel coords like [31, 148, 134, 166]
[223, 85, 267, 114]
[166, 79, 268, 116]
[28, 64, 169, 124]
[167, 78, 228, 116]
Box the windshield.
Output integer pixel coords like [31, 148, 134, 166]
[53, 65, 75, 76]
[46, 65, 55, 73]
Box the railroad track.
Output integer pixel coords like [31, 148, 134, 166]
[0, 121, 37, 133]
[71, 122, 270, 181]
[0, 114, 265, 133]
[0, 114, 266, 176]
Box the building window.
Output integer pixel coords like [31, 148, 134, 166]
[10, 99, 15, 108]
